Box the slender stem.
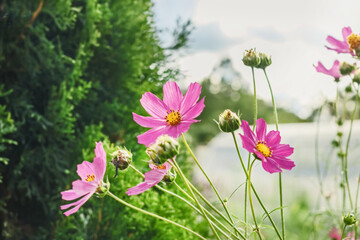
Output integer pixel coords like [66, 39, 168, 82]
[232, 131, 283, 239]
[169, 160, 221, 240]
[263, 69, 286, 240]
[129, 164, 239, 239]
[252, 66, 258, 127]
[184, 181, 246, 239]
[343, 87, 359, 210]
[173, 183, 243, 240]
[355, 172, 360, 240]
[107, 191, 207, 240]
[248, 159, 262, 240]
[341, 225, 347, 240]
[181, 134, 236, 226]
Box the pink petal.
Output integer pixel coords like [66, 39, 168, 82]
[255, 118, 267, 141]
[137, 126, 167, 147]
[62, 193, 93, 216]
[61, 189, 87, 201]
[342, 26, 353, 40]
[163, 81, 183, 110]
[140, 92, 169, 119]
[240, 120, 257, 144]
[167, 120, 198, 138]
[133, 112, 165, 128]
[326, 36, 348, 51]
[265, 130, 281, 146]
[179, 82, 202, 114]
[60, 192, 93, 210]
[76, 161, 96, 181]
[72, 179, 97, 195]
[314, 61, 341, 78]
[262, 157, 282, 173]
[182, 97, 205, 120]
[269, 156, 295, 170]
[240, 134, 256, 153]
[272, 144, 294, 157]
[93, 142, 106, 181]
[126, 182, 154, 195]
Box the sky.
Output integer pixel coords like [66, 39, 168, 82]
[152, 0, 360, 118]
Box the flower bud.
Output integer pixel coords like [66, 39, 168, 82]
[343, 212, 357, 226]
[161, 171, 176, 185]
[340, 62, 356, 75]
[96, 178, 110, 198]
[111, 148, 132, 177]
[353, 70, 360, 84]
[146, 135, 179, 165]
[256, 52, 272, 69]
[218, 109, 241, 132]
[242, 49, 261, 67]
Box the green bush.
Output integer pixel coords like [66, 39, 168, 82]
[0, 0, 207, 239]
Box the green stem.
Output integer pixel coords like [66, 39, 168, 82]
[248, 159, 262, 240]
[169, 159, 221, 240]
[173, 183, 243, 240]
[107, 191, 207, 240]
[232, 131, 283, 239]
[130, 164, 239, 239]
[252, 66, 258, 128]
[343, 87, 359, 210]
[263, 69, 285, 240]
[341, 224, 347, 240]
[181, 134, 236, 226]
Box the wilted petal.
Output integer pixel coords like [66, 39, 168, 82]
[163, 81, 183, 110]
[62, 193, 93, 216]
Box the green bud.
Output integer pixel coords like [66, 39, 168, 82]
[345, 84, 353, 93]
[146, 135, 179, 165]
[96, 178, 110, 198]
[256, 52, 272, 69]
[353, 70, 360, 84]
[343, 212, 357, 226]
[340, 62, 356, 75]
[111, 148, 132, 177]
[218, 109, 241, 132]
[161, 171, 176, 185]
[242, 49, 261, 67]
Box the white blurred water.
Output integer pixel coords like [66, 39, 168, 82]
[193, 120, 360, 215]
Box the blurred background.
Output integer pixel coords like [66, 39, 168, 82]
[1, 0, 360, 239]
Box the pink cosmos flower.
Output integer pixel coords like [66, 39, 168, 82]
[314, 60, 341, 79]
[329, 227, 357, 240]
[239, 118, 295, 174]
[326, 26, 354, 55]
[60, 142, 107, 216]
[133, 81, 205, 147]
[126, 161, 172, 195]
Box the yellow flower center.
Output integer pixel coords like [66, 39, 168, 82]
[165, 109, 182, 126]
[156, 165, 166, 170]
[256, 141, 272, 157]
[85, 174, 95, 182]
[347, 33, 360, 51]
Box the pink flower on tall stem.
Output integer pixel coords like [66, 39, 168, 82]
[326, 26, 355, 55]
[239, 118, 295, 173]
[133, 81, 205, 147]
[60, 142, 107, 216]
[314, 60, 341, 79]
[329, 227, 357, 240]
[126, 161, 172, 195]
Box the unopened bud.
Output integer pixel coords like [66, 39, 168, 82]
[242, 49, 261, 67]
[146, 135, 179, 165]
[218, 109, 241, 132]
[111, 148, 132, 177]
[340, 62, 356, 75]
[161, 171, 176, 185]
[96, 178, 110, 198]
[343, 212, 356, 226]
[256, 52, 272, 69]
[353, 70, 360, 84]
[345, 84, 353, 93]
